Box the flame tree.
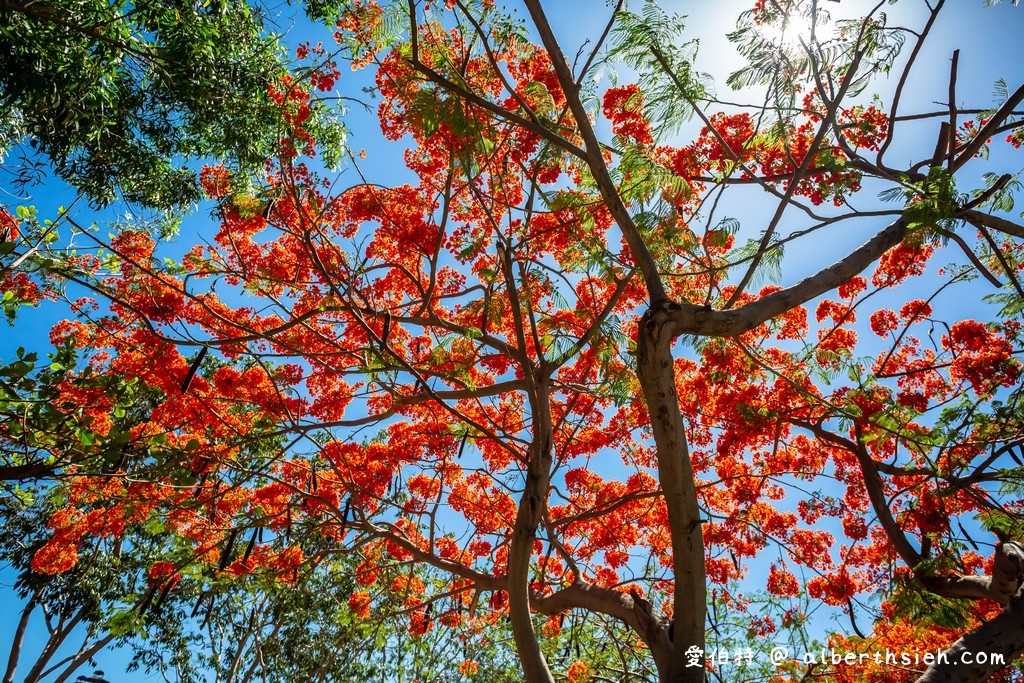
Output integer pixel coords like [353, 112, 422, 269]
[5, 1, 1024, 682]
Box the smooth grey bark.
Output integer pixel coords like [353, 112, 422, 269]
[517, 4, 708, 679]
[3, 592, 38, 683]
[51, 632, 116, 683]
[636, 303, 707, 683]
[665, 220, 908, 337]
[916, 590, 1024, 683]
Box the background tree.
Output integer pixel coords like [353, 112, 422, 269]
[2, 453, 474, 683]
[0, 0, 347, 211]
[0, 341, 165, 482]
[4, 2, 1024, 683]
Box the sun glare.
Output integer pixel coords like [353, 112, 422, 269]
[755, 8, 825, 51]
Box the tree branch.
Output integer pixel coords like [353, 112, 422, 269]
[3, 591, 38, 683]
[666, 220, 907, 337]
[522, 0, 667, 303]
[916, 588, 1024, 683]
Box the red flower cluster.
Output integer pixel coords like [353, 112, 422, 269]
[0, 207, 19, 242]
[944, 320, 1020, 394]
[199, 165, 232, 199]
[602, 84, 654, 146]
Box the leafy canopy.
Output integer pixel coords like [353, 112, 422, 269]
[4, 2, 1024, 683]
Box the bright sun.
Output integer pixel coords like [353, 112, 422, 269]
[754, 3, 834, 51]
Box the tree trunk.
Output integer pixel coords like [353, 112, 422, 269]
[636, 302, 706, 683]
[508, 467, 555, 683]
[3, 591, 38, 683]
[507, 374, 556, 683]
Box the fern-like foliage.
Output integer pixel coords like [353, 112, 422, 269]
[608, 0, 709, 137]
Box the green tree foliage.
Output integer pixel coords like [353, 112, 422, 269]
[0, 0, 344, 210]
[0, 341, 163, 483]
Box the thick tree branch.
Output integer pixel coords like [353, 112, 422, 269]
[50, 631, 117, 683]
[951, 83, 1024, 172]
[522, 0, 667, 303]
[794, 420, 922, 568]
[371, 523, 667, 659]
[635, 307, 706, 683]
[790, 421, 1024, 607]
[666, 220, 907, 337]
[0, 463, 57, 481]
[916, 588, 1024, 683]
[960, 209, 1024, 240]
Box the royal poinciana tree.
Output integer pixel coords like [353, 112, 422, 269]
[5, 1, 1024, 682]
